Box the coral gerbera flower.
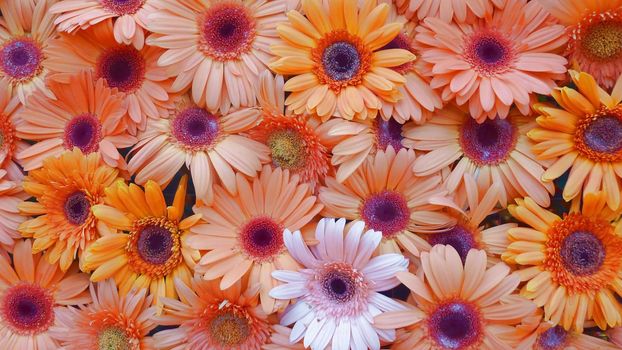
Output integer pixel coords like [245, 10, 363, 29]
[15, 70, 136, 171]
[0, 239, 91, 349]
[270, 0, 415, 121]
[502, 192, 622, 332]
[410, 106, 554, 208]
[375, 245, 536, 350]
[49, 279, 156, 350]
[540, 0, 622, 88]
[414, 0, 567, 121]
[127, 93, 269, 205]
[270, 218, 409, 350]
[189, 165, 323, 313]
[531, 70, 622, 210]
[17, 149, 120, 272]
[0, 170, 27, 248]
[81, 175, 202, 308]
[319, 146, 456, 257]
[0, 0, 57, 103]
[46, 20, 173, 134]
[146, 0, 288, 113]
[0, 79, 27, 181]
[51, 0, 155, 49]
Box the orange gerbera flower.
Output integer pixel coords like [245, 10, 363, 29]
[503, 192, 622, 332]
[81, 176, 202, 309]
[270, 0, 415, 121]
[0, 79, 27, 182]
[15, 70, 136, 171]
[17, 149, 120, 272]
[189, 165, 323, 313]
[0, 0, 57, 103]
[46, 20, 173, 134]
[49, 279, 156, 350]
[319, 147, 456, 257]
[0, 240, 91, 350]
[0, 170, 27, 249]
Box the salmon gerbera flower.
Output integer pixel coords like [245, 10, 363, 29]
[49, 279, 156, 350]
[0, 170, 27, 249]
[146, 0, 288, 113]
[270, 0, 416, 121]
[189, 165, 323, 313]
[0, 240, 91, 349]
[17, 149, 120, 272]
[502, 192, 622, 332]
[15, 70, 136, 171]
[414, 0, 568, 121]
[391, 0, 500, 22]
[82, 175, 202, 309]
[270, 218, 409, 350]
[531, 70, 622, 210]
[0, 79, 27, 182]
[375, 245, 536, 350]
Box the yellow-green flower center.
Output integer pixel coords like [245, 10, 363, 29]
[582, 20, 622, 60]
[210, 311, 250, 346]
[267, 129, 305, 169]
[97, 326, 130, 350]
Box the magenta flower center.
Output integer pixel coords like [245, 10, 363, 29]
[465, 32, 513, 76]
[63, 113, 103, 154]
[460, 117, 517, 165]
[171, 107, 220, 150]
[239, 217, 284, 262]
[0, 38, 43, 82]
[63, 191, 91, 225]
[307, 262, 369, 318]
[428, 225, 477, 263]
[0, 283, 54, 335]
[374, 118, 404, 151]
[96, 46, 145, 93]
[428, 301, 482, 349]
[361, 191, 409, 238]
[582, 115, 622, 154]
[560, 231, 605, 276]
[137, 225, 175, 265]
[536, 325, 568, 350]
[322, 42, 362, 81]
[101, 0, 145, 15]
[199, 3, 256, 60]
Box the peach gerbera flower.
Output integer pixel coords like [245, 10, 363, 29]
[15, 70, 136, 171]
[375, 245, 536, 350]
[146, 0, 288, 113]
[319, 146, 456, 257]
[189, 165, 323, 313]
[502, 192, 622, 332]
[263, 325, 305, 350]
[0, 80, 27, 181]
[0, 0, 57, 103]
[531, 71, 622, 210]
[51, 0, 156, 49]
[540, 0, 622, 88]
[415, 0, 568, 121]
[0, 170, 27, 248]
[49, 279, 156, 350]
[608, 327, 622, 348]
[18, 149, 120, 272]
[270, 0, 415, 121]
[391, 0, 501, 22]
[409, 106, 554, 208]
[0, 240, 91, 350]
[127, 93, 269, 205]
[46, 20, 173, 134]
[81, 176, 202, 309]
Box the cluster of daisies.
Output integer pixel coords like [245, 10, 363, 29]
[3, 0, 622, 349]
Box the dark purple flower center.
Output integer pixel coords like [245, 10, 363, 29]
[63, 191, 91, 225]
[100, 0, 144, 15]
[200, 3, 256, 60]
[536, 326, 568, 350]
[322, 41, 361, 81]
[137, 225, 174, 265]
[428, 225, 477, 263]
[428, 302, 482, 350]
[63, 113, 102, 154]
[375, 118, 404, 151]
[322, 271, 355, 303]
[0, 38, 43, 81]
[582, 115, 622, 154]
[171, 107, 220, 149]
[0, 284, 54, 335]
[560, 231, 605, 276]
[239, 217, 283, 261]
[361, 191, 409, 238]
[465, 33, 513, 75]
[96, 46, 145, 93]
[460, 117, 516, 165]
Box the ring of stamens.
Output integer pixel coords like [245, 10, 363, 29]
[0, 37, 44, 83]
[463, 31, 515, 77]
[571, 10, 622, 62]
[125, 216, 182, 278]
[100, 0, 145, 15]
[199, 301, 270, 347]
[198, 2, 257, 61]
[574, 106, 622, 162]
[0, 283, 55, 335]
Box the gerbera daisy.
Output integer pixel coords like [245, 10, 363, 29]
[81, 175, 202, 308]
[264, 325, 305, 349]
[51, 0, 155, 49]
[15, 70, 136, 171]
[152, 276, 279, 349]
[189, 165, 323, 313]
[374, 245, 536, 350]
[146, 0, 288, 113]
[319, 146, 456, 257]
[0, 170, 27, 248]
[17, 148, 120, 272]
[127, 93, 269, 205]
[45, 20, 173, 134]
[414, 0, 567, 121]
[531, 70, 622, 210]
[0, 0, 57, 103]
[49, 279, 156, 350]
[409, 106, 554, 208]
[511, 316, 619, 349]
[608, 327, 622, 347]
[0, 239, 91, 349]
[270, 0, 415, 121]
[0, 79, 27, 181]
[502, 192, 622, 332]
[540, 0, 622, 88]
[391, 0, 500, 22]
[270, 218, 409, 350]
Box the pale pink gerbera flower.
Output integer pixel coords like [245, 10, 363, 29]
[51, 0, 156, 49]
[270, 218, 409, 350]
[147, 0, 288, 113]
[415, 0, 568, 121]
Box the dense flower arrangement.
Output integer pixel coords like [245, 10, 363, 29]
[2, 0, 622, 349]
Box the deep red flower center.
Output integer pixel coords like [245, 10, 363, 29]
[101, 0, 145, 15]
[96, 46, 146, 93]
[380, 33, 416, 74]
[428, 225, 477, 263]
[465, 32, 513, 76]
[137, 224, 175, 265]
[0, 283, 54, 335]
[199, 3, 256, 60]
[239, 217, 284, 261]
[560, 230, 605, 276]
[536, 325, 568, 350]
[374, 118, 404, 151]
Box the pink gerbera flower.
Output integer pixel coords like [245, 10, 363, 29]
[270, 218, 409, 350]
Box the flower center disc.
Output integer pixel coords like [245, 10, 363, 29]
[127, 217, 181, 278]
[64, 191, 91, 225]
[460, 117, 516, 165]
[560, 231, 605, 276]
[536, 326, 568, 350]
[374, 118, 404, 151]
[361, 191, 409, 238]
[199, 3, 256, 60]
[97, 326, 131, 350]
[322, 41, 361, 82]
[96, 46, 146, 93]
[581, 19, 622, 60]
[428, 301, 482, 350]
[171, 107, 220, 150]
[428, 225, 478, 262]
[267, 129, 306, 169]
[63, 113, 103, 154]
[100, 0, 144, 15]
[136, 225, 175, 265]
[313, 31, 371, 91]
[209, 311, 250, 347]
[465, 32, 513, 76]
[576, 110, 622, 162]
[239, 217, 284, 262]
[0, 37, 43, 82]
[0, 283, 54, 335]
[380, 33, 416, 74]
[322, 270, 356, 303]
